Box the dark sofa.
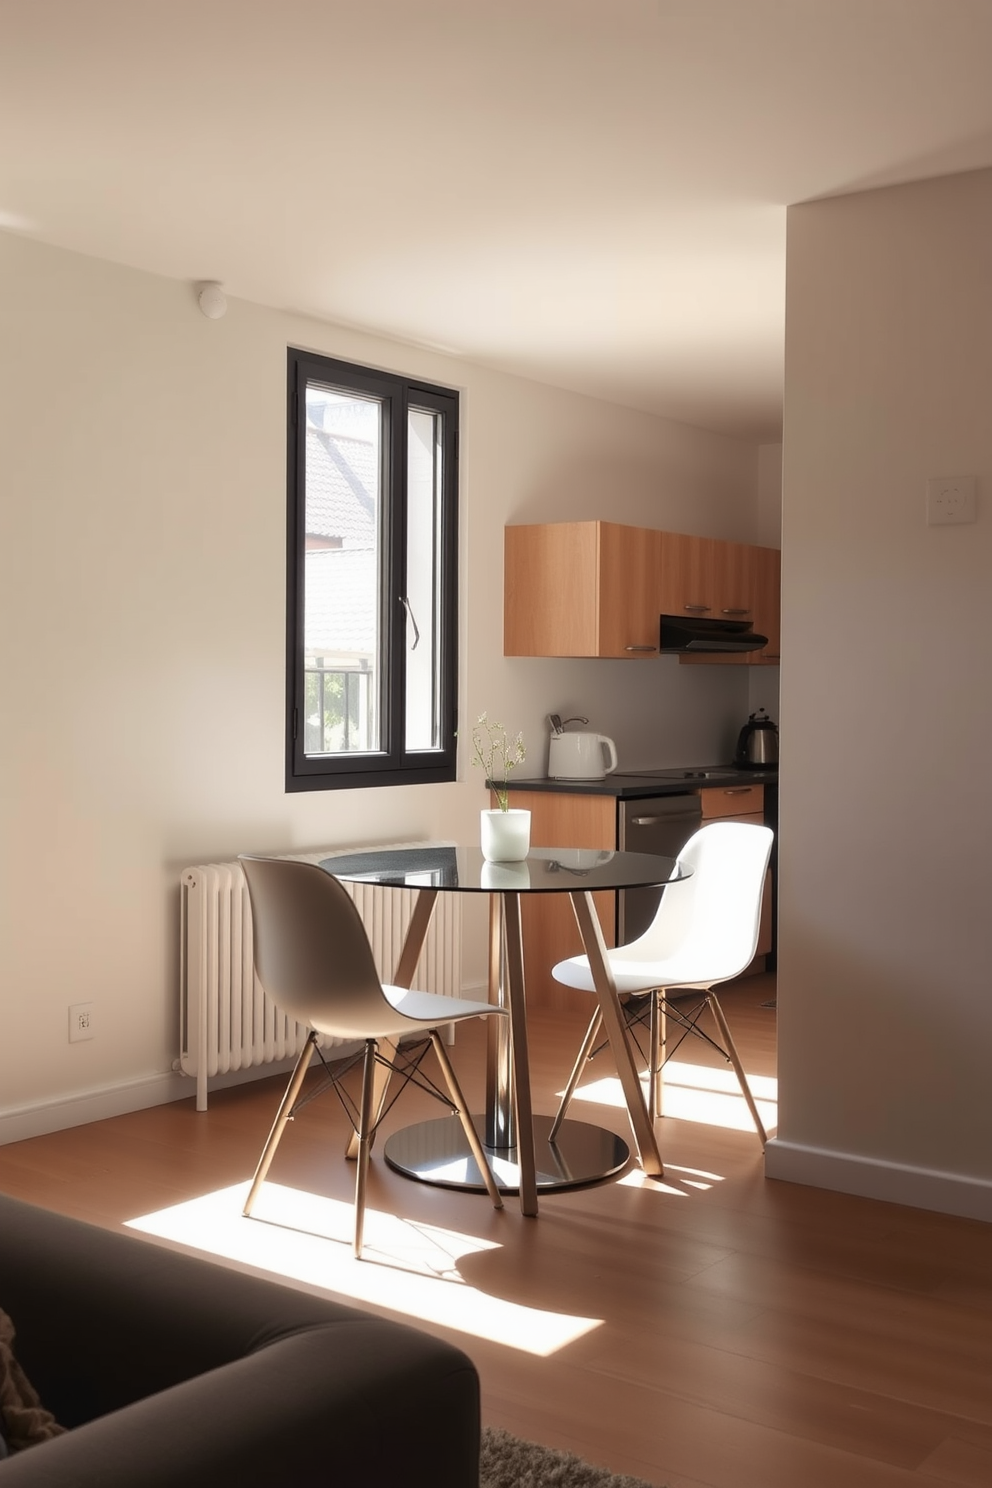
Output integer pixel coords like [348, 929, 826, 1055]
[0, 1192, 480, 1486]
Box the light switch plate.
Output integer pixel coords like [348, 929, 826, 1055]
[927, 475, 977, 525]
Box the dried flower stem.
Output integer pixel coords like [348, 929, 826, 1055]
[471, 712, 526, 811]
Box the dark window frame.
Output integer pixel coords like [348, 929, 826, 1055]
[285, 348, 459, 791]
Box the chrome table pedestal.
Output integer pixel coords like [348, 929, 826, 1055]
[382, 1112, 628, 1193]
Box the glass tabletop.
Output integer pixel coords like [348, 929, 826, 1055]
[318, 844, 688, 892]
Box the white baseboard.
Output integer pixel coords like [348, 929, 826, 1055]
[1, 980, 491, 1147]
[0, 1001, 493, 1147]
[765, 1137, 992, 1222]
[0, 1059, 302, 1147]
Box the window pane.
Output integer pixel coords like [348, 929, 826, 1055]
[302, 385, 381, 756]
[405, 406, 442, 752]
[287, 348, 457, 791]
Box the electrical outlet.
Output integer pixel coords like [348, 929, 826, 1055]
[927, 475, 977, 525]
[69, 1002, 95, 1042]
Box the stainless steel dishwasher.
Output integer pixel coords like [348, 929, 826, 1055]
[618, 794, 701, 943]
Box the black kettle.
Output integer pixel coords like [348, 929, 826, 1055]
[735, 709, 779, 769]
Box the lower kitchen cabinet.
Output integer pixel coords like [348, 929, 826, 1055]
[698, 782, 765, 819]
[499, 789, 616, 1012]
[503, 783, 774, 1010]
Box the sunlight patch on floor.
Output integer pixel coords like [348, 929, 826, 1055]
[616, 1169, 689, 1195]
[125, 1182, 601, 1356]
[565, 1057, 777, 1133]
[667, 1162, 725, 1182]
[617, 1160, 727, 1193]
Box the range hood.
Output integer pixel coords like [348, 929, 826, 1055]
[660, 614, 768, 654]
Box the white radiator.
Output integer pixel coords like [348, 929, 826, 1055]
[178, 843, 461, 1111]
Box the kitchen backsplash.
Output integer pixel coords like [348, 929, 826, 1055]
[494, 653, 769, 778]
[747, 667, 781, 735]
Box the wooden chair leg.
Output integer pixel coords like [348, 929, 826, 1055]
[243, 1033, 316, 1217]
[430, 1031, 503, 1209]
[549, 1006, 603, 1140]
[353, 1040, 377, 1259]
[706, 992, 767, 1147]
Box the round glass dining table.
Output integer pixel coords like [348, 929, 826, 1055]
[321, 844, 689, 1217]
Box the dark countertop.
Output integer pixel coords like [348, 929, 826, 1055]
[501, 764, 779, 799]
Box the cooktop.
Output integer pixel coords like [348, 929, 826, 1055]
[614, 766, 744, 780]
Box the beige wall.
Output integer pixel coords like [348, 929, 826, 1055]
[0, 231, 759, 1136]
[768, 168, 992, 1218]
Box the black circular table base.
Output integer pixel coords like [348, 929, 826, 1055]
[383, 1113, 630, 1194]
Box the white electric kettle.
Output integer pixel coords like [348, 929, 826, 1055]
[547, 717, 619, 781]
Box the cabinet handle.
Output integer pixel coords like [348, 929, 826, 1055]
[722, 787, 753, 795]
[683, 603, 711, 613]
[624, 644, 658, 652]
[720, 607, 750, 616]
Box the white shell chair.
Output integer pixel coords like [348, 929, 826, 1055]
[550, 821, 774, 1148]
[238, 855, 507, 1258]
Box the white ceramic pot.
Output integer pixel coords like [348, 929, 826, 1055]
[480, 808, 531, 862]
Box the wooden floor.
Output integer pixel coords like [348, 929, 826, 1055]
[1, 972, 990, 1488]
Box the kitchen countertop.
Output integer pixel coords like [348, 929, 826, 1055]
[500, 764, 779, 800]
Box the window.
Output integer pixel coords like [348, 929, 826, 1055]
[285, 349, 458, 790]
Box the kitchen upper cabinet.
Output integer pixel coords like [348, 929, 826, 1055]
[674, 542, 780, 668]
[504, 521, 662, 659]
[504, 520, 780, 664]
[659, 532, 752, 622]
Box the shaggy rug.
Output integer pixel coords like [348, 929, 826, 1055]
[480, 1427, 661, 1488]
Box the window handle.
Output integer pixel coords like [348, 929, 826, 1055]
[400, 596, 420, 651]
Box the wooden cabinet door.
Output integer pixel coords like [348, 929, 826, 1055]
[658, 531, 716, 617]
[709, 540, 753, 620]
[502, 789, 616, 1012]
[659, 535, 752, 621]
[597, 523, 662, 657]
[504, 522, 600, 656]
[504, 521, 660, 658]
[699, 784, 764, 819]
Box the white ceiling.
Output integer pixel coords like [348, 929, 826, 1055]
[4, 0, 992, 440]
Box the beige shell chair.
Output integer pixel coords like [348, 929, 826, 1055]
[238, 855, 507, 1258]
[550, 821, 774, 1148]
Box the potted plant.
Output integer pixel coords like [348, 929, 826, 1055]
[471, 713, 530, 861]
